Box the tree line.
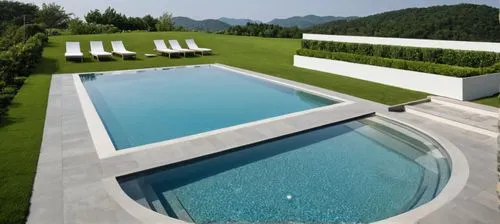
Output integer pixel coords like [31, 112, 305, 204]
[222, 23, 302, 38]
[82, 7, 176, 32]
[0, 1, 71, 38]
[0, 1, 179, 36]
[70, 7, 178, 34]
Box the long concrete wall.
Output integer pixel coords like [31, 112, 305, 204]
[303, 34, 500, 53]
[294, 55, 500, 100]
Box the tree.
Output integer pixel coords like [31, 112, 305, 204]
[142, 15, 158, 31]
[0, 1, 39, 33]
[84, 9, 104, 24]
[37, 3, 72, 29]
[156, 12, 174, 31]
[84, 7, 147, 31]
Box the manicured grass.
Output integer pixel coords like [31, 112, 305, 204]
[0, 31, 461, 224]
[0, 73, 52, 224]
[473, 94, 500, 108]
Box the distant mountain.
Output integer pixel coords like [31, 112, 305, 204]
[309, 4, 500, 42]
[268, 15, 356, 29]
[172, 17, 231, 32]
[218, 17, 260, 26]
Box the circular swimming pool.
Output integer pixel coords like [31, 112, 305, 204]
[118, 116, 451, 223]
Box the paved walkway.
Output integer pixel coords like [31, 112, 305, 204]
[408, 101, 498, 133]
[389, 112, 499, 223]
[28, 65, 499, 223]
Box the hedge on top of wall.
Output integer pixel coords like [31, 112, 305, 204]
[296, 49, 500, 78]
[301, 40, 500, 68]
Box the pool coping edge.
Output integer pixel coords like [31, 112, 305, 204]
[72, 63, 354, 159]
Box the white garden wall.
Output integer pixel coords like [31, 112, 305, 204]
[462, 73, 500, 100]
[303, 34, 500, 53]
[294, 55, 500, 101]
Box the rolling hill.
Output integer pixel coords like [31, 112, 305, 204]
[218, 17, 260, 26]
[309, 4, 500, 42]
[173, 17, 231, 32]
[268, 15, 356, 28]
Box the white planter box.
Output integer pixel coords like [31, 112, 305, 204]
[294, 55, 500, 101]
[303, 34, 500, 53]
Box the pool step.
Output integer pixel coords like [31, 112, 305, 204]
[142, 184, 168, 215]
[405, 97, 499, 138]
[352, 118, 449, 211]
[161, 191, 195, 223]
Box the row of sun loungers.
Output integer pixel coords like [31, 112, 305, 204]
[65, 39, 212, 61]
[154, 40, 212, 57]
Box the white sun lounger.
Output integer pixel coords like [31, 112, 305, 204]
[64, 42, 84, 62]
[111, 41, 136, 59]
[89, 41, 112, 61]
[154, 40, 181, 58]
[168, 40, 196, 57]
[185, 39, 212, 55]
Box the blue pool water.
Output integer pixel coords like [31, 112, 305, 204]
[80, 65, 336, 150]
[119, 117, 450, 223]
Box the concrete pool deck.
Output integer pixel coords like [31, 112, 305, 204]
[28, 64, 499, 223]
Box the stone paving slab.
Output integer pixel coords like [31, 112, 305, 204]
[410, 101, 498, 132]
[388, 112, 499, 224]
[100, 103, 375, 178]
[27, 76, 64, 224]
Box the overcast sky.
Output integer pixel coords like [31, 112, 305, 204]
[19, 0, 499, 21]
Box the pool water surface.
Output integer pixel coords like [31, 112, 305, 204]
[118, 116, 450, 224]
[80, 65, 337, 150]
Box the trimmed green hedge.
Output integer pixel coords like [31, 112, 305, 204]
[0, 33, 45, 121]
[301, 40, 500, 68]
[0, 33, 46, 84]
[296, 49, 500, 77]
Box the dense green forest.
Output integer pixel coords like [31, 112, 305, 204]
[223, 23, 302, 38]
[309, 4, 500, 42]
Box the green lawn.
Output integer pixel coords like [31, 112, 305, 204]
[0, 31, 490, 223]
[473, 94, 500, 108]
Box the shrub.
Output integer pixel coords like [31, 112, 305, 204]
[1, 86, 17, 94]
[48, 29, 61, 36]
[296, 49, 500, 77]
[0, 81, 5, 90]
[68, 19, 120, 35]
[0, 33, 46, 84]
[14, 77, 27, 88]
[301, 40, 500, 68]
[13, 24, 47, 43]
[0, 93, 15, 107]
[0, 107, 6, 119]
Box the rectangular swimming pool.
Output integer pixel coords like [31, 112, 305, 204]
[78, 65, 338, 150]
